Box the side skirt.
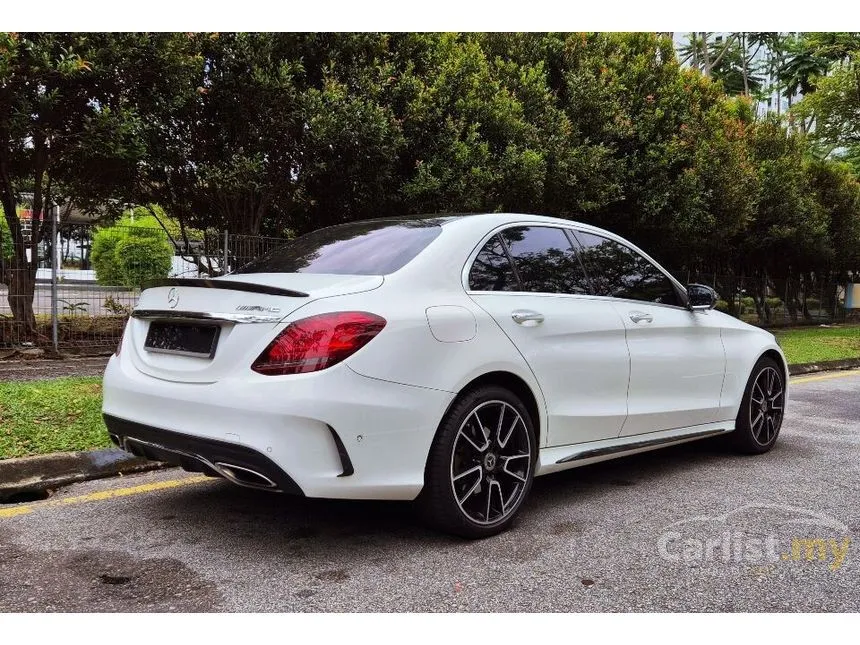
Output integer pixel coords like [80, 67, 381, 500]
[536, 421, 734, 476]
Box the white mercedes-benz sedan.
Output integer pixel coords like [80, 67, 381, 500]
[103, 213, 788, 538]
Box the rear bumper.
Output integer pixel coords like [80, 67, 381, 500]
[104, 415, 304, 495]
[102, 354, 455, 500]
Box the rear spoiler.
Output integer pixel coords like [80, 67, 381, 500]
[142, 278, 309, 299]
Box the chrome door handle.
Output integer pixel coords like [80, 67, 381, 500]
[511, 309, 545, 325]
[629, 311, 653, 324]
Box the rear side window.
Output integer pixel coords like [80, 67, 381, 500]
[236, 220, 442, 275]
[468, 235, 519, 291]
[573, 231, 681, 306]
[500, 226, 590, 295]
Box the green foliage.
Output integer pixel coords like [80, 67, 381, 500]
[0, 211, 12, 260]
[103, 296, 132, 316]
[90, 227, 127, 286]
[90, 228, 125, 286]
[58, 299, 90, 315]
[795, 53, 860, 148]
[805, 159, 860, 272]
[114, 234, 173, 288]
[91, 217, 174, 287]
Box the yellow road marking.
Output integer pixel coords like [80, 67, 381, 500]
[0, 475, 210, 520]
[791, 369, 860, 384]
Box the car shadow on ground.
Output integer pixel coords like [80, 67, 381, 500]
[129, 435, 760, 558]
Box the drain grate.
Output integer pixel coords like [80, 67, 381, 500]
[0, 489, 51, 505]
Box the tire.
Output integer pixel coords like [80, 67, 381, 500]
[730, 356, 785, 454]
[419, 385, 537, 539]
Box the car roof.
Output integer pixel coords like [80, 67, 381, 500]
[433, 212, 616, 236]
[386, 212, 599, 230]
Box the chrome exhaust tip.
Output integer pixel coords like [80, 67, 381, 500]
[214, 462, 279, 490]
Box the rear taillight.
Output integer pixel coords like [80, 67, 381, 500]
[251, 311, 386, 376]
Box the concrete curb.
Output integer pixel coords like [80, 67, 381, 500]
[788, 358, 860, 376]
[0, 448, 168, 502]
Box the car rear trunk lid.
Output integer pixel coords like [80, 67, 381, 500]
[127, 273, 383, 383]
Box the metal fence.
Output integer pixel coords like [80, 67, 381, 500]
[680, 271, 849, 327]
[1, 223, 854, 354]
[1, 223, 289, 353]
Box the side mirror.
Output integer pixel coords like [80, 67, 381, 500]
[687, 283, 717, 310]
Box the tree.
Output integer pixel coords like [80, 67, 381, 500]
[133, 33, 305, 238]
[0, 33, 189, 338]
[806, 159, 860, 276]
[795, 53, 860, 148]
[678, 33, 739, 79]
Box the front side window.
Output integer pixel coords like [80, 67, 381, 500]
[499, 226, 590, 294]
[573, 231, 681, 306]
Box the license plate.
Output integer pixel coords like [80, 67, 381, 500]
[144, 322, 220, 358]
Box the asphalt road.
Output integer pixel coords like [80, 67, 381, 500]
[1, 371, 858, 612]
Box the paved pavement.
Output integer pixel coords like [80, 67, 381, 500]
[1, 371, 858, 612]
[0, 356, 110, 382]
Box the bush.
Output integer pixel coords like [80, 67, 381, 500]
[766, 297, 783, 311]
[114, 235, 173, 288]
[91, 227, 126, 286]
[738, 296, 756, 315]
[92, 220, 174, 288]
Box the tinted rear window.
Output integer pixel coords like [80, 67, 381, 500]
[501, 226, 590, 294]
[236, 220, 443, 275]
[468, 235, 519, 291]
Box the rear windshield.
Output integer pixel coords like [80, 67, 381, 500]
[235, 219, 443, 275]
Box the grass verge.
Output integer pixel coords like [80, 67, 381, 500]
[0, 376, 109, 459]
[772, 325, 860, 365]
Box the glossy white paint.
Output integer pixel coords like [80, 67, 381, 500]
[470, 291, 629, 444]
[103, 213, 788, 501]
[425, 305, 477, 343]
[615, 301, 726, 436]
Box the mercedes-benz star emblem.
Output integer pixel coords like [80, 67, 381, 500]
[167, 287, 180, 309]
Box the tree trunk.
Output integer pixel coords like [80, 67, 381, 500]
[801, 273, 813, 321]
[821, 273, 835, 320]
[2, 200, 40, 341]
[716, 272, 739, 317]
[7, 258, 37, 336]
[773, 275, 797, 322]
[788, 276, 800, 323]
[752, 272, 772, 325]
[702, 33, 711, 76]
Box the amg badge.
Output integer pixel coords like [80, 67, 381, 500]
[236, 305, 281, 313]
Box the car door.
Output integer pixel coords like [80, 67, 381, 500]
[572, 230, 726, 436]
[466, 225, 630, 446]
